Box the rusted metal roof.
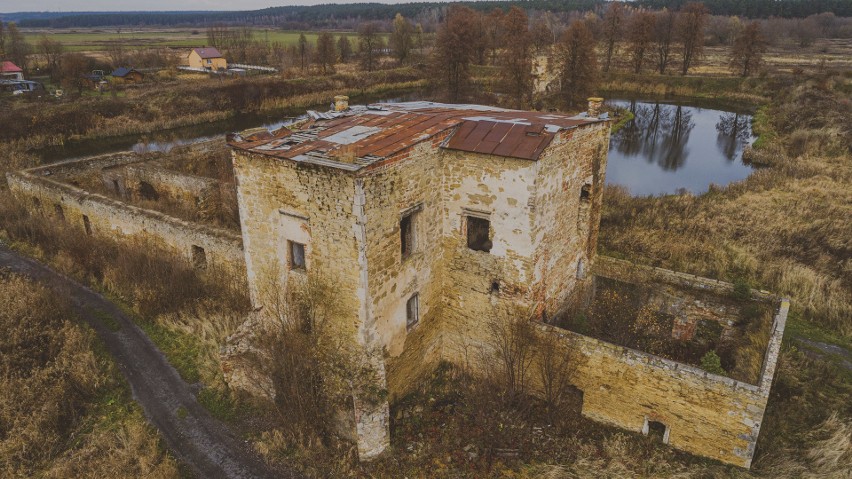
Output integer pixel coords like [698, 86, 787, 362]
[227, 102, 604, 170]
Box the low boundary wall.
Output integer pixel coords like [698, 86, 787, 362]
[6, 152, 245, 276]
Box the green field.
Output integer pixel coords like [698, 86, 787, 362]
[23, 29, 369, 52]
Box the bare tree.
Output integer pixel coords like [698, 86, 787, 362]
[390, 13, 414, 65]
[37, 36, 65, 81]
[554, 20, 599, 109]
[654, 9, 677, 74]
[315, 32, 336, 73]
[5, 23, 31, 73]
[59, 52, 93, 95]
[531, 18, 553, 54]
[498, 7, 534, 109]
[337, 35, 352, 63]
[536, 330, 578, 422]
[627, 12, 656, 74]
[483, 306, 537, 405]
[105, 41, 128, 68]
[600, 2, 626, 73]
[358, 22, 384, 72]
[485, 8, 505, 66]
[298, 33, 308, 71]
[729, 21, 767, 77]
[676, 2, 710, 75]
[433, 5, 479, 102]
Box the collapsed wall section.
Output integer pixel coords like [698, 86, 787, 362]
[6, 165, 244, 276]
[542, 257, 788, 468]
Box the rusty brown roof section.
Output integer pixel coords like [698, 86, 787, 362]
[227, 103, 602, 169]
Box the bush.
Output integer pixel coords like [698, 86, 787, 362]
[700, 350, 727, 375]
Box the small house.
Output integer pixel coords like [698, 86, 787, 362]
[188, 48, 227, 71]
[0, 61, 24, 81]
[111, 67, 144, 83]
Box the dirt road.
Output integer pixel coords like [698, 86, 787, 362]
[0, 244, 300, 479]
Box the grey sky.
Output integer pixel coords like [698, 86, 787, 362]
[0, 0, 432, 13]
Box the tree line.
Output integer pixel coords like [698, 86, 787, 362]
[13, 0, 849, 30]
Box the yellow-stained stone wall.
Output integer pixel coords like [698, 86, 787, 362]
[229, 116, 784, 468]
[531, 122, 609, 320]
[536, 288, 788, 468]
[6, 168, 244, 276]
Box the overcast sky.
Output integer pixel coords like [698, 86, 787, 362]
[0, 0, 438, 13]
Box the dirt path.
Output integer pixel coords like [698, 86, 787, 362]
[0, 244, 300, 479]
[795, 337, 852, 373]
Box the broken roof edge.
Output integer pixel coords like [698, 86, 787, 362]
[226, 101, 609, 169]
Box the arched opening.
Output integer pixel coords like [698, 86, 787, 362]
[138, 181, 159, 201]
[643, 417, 670, 444]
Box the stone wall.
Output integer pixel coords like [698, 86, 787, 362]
[537, 291, 787, 468]
[231, 148, 391, 460]
[6, 165, 244, 276]
[103, 163, 220, 211]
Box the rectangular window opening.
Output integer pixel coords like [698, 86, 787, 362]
[400, 213, 415, 259]
[82, 215, 92, 236]
[466, 216, 492, 253]
[289, 241, 306, 271]
[406, 293, 420, 329]
[191, 245, 207, 270]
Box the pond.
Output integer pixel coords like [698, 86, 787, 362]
[605, 98, 757, 196]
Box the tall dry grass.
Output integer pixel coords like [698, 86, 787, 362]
[0, 274, 179, 477]
[600, 74, 852, 337]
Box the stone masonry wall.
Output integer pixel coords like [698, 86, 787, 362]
[6, 168, 244, 276]
[538, 290, 787, 468]
[231, 149, 391, 460]
[438, 148, 540, 367]
[532, 122, 610, 320]
[359, 133, 451, 398]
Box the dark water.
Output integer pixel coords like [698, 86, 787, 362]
[36, 92, 423, 163]
[606, 99, 756, 196]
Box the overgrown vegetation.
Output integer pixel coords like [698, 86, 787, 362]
[599, 73, 851, 337]
[0, 274, 179, 477]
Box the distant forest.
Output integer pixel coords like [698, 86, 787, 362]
[8, 0, 849, 29]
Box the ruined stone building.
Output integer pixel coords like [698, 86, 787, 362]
[7, 97, 786, 469]
[226, 98, 786, 468]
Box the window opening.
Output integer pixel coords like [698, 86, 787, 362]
[466, 216, 492, 253]
[289, 241, 306, 270]
[191, 245, 207, 269]
[400, 212, 415, 259]
[406, 293, 420, 329]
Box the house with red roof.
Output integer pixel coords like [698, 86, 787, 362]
[0, 61, 24, 81]
[188, 47, 227, 71]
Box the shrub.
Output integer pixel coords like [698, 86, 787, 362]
[700, 350, 727, 375]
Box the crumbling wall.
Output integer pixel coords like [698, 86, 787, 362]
[438, 147, 540, 368]
[6, 168, 244, 276]
[532, 122, 610, 320]
[537, 289, 786, 468]
[359, 133, 451, 398]
[231, 149, 390, 460]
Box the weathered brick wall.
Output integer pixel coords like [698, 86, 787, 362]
[535, 290, 787, 468]
[438, 148, 540, 367]
[6, 169, 244, 275]
[232, 149, 391, 460]
[359, 135, 449, 397]
[531, 122, 610, 320]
